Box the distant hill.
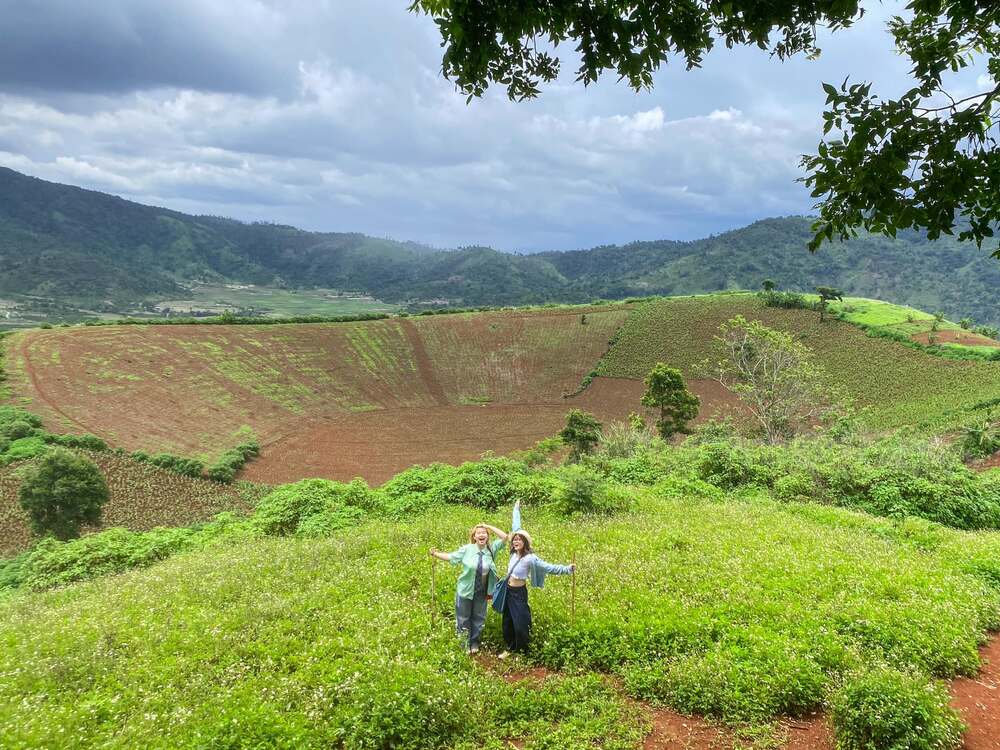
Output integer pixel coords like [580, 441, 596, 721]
[1, 167, 998, 324]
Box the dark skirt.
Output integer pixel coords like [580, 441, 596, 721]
[502, 584, 531, 652]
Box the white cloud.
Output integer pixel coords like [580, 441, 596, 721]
[0, 0, 990, 251]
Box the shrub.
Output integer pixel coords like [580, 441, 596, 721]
[18, 448, 109, 540]
[252, 479, 357, 536]
[1, 419, 37, 440]
[431, 457, 530, 510]
[0, 436, 9, 454]
[4, 436, 49, 461]
[560, 409, 603, 462]
[832, 669, 964, 750]
[47, 433, 109, 452]
[148, 453, 205, 478]
[695, 441, 772, 489]
[0, 407, 43, 429]
[332, 660, 469, 750]
[206, 437, 260, 483]
[773, 473, 814, 503]
[598, 420, 660, 459]
[554, 466, 630, 516]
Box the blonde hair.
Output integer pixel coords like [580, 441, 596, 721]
[468, 524, 490, 544]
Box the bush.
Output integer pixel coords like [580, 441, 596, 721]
[598, 420, 660, 459]
[832, 669, 964, 750]
[0, 436, 9, 454]
[47, 433, 109, 452]
[18, 448, 109, 540]
[252, 479, 358, 536]
[430, 457, 530, 510]
[1, 420, 38, 440]
[206, 438, 260, 483]
[4, 436, 49, 461]
[0, 407, 43, 429]
[695, 441, 773, 489]
[554, 466, 630, 516]
[148, 453, 205, 478]
[332, 660, 469, 750]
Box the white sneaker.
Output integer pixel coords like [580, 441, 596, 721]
[469, 646, 480, 655]
[497, 651, 509, 659]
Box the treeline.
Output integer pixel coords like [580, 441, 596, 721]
[2, 167, 1000, 324]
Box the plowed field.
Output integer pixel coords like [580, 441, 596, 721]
[8, 307, 687, 483]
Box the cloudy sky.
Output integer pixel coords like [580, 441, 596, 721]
[0, 1, 989, 252]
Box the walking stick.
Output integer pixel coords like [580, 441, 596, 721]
[430, 557, 437, 631]
[571, 551, 577, 623]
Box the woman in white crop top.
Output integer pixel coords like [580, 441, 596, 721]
[500, 529, 574, 657]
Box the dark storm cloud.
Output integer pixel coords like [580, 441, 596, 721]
[0, 0, 290, 95]
[0, 0, 991, 251]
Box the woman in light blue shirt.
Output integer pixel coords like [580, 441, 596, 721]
[430, 522, 508, 654]
[500, 528, 574, 657]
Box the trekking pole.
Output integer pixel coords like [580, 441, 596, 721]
[430, 557, 437, 632]
[571, 551, 577, 623]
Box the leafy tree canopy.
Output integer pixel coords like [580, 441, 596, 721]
[641, 363, 700, 438]
[410, 1, 1000, 254]
[18, 448, 109, 541]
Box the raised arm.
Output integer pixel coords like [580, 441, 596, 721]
[479, 523, 508, 541]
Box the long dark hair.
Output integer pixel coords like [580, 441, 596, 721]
[509, 532, 532, 556]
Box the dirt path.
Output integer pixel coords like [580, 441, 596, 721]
[953, 635, 1000, 749]
[398, 318, 448, 406]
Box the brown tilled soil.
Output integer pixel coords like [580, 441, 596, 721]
[912, 330, 1000, 348]
[243, 377, 741, 484]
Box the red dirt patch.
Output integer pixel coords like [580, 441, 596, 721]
[912, 330, 1000, 348]
[243, 377, 740, 485]
[642, 710, 832, 750]
[952, 634, 1000, 750]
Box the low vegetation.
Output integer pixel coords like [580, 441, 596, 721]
[2, 424, 1000, 747]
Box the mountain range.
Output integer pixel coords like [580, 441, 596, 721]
[1, 166, 998, 324]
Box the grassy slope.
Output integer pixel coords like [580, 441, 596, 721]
[598, 294, 1000, 431]
[2, 497, 999, 747]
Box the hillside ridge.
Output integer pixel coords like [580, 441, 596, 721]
[1, 166, 999, 324]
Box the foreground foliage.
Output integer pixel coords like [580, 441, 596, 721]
[2, 428, 1000, 747]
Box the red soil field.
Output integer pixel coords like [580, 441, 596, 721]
[912, 330, 1000, 347]
[11, 307, 709, 483]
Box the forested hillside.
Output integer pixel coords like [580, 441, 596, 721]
[2, 167, 998, 323]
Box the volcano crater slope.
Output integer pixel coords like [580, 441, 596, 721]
[9, 306, 659, 483]
[11, 295, 998, 485]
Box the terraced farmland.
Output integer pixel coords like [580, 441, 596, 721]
[7, 296, 996, 485]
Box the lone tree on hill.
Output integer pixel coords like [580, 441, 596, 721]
[708, 315, 833, 443]
[560, 409, 603, 462]
[761, 279, 777, 292]
[410, 1, 1000, 256]
[19, 448, 109, 540]
[815, 286, 844, 322]
[641, 363, 700, 438]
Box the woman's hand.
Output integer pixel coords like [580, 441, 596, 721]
[569, 564, 576, 573]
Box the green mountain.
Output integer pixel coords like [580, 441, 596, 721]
[1, 166, 998, 324]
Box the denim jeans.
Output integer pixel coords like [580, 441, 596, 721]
[455, 590, 488, 649]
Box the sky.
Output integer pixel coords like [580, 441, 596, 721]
[0, 1, 990, 252]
